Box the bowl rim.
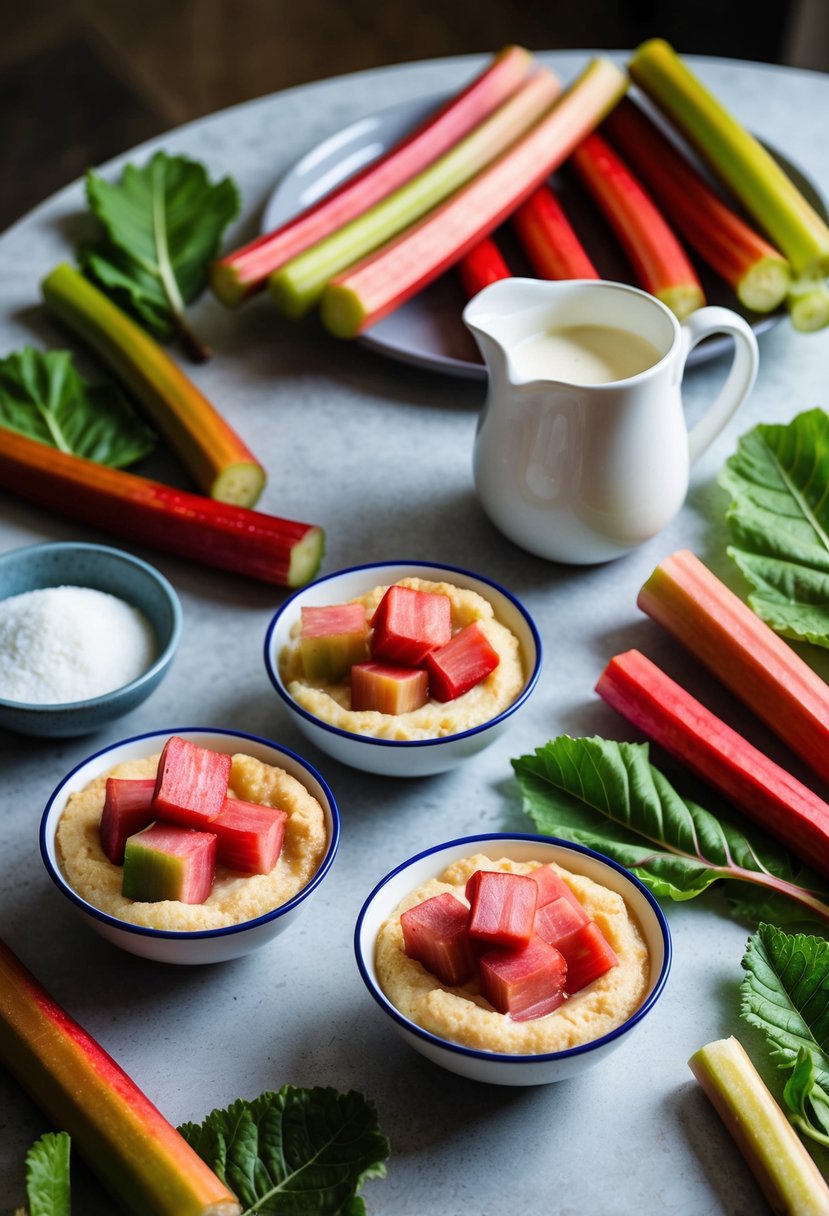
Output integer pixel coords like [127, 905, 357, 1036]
[40, 725, 340, 940]
[263, 560, 542, 750]
[0, 541, 182, 711]
[354, 831, 672, 1065]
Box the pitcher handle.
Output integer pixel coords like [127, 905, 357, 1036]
[678, 306, 760, 465]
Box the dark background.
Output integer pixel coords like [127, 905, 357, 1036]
[1, 0, 827, 232]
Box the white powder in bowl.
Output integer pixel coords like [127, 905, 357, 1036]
[0, 585, 158, 705]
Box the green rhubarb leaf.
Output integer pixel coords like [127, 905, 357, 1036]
[0, 346, 155, 466]
[178, 1085, 389, 1216]
[513, 735, 829, 926]
[24, 1132, 71, 1216]
[741, 924, 829, 1142]
[81, 151, 240, 359]
[719, 407, 829, 648]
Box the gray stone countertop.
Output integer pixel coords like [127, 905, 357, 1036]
[1, 47, 829, 1215]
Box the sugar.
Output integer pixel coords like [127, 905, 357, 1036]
[0, 585, 157, 705]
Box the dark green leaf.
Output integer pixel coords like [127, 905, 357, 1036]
[179, 1086, 389, 1215]
[25, 1131, 71, 1216]
[0, 346, 155, 466]
[513, 735, 829, 925]
[784, 1047, 829, 1146]
[81, 151, 239, 356]
[719, 408, 829, 647]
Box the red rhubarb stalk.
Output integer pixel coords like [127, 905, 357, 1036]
[0, 428, 324, 587]
[511, 183, 599, 280]
[457, 236, 511, 298]
[211, 45, 536, 305]
[638, 549, 829, 787]
[42, 264, 266, 508]
[596, 648, 829, 878]
[602, 99, 791, 313]
[0, 938, 241, 1216]
[570, 131, 705, 319]
[320, 57, 629, 338]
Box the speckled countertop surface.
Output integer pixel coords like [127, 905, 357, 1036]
[1, 49, 828, 1215]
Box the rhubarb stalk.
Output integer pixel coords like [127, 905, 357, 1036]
[602, 98, 791, 313]
[42, 264, 266, 508]
[596, 648, 829, 879]
[0, 939, 241, 1216]
[511, 184, 599, 280]
[689, 1037, 829, 1216]
[321, 58, 629, 338]
[628, 39, 829, 281]
[0, 427, 323, 587]
[638, 549, 829, 787]
[269, 68, 563, 316]
[570, 130, 705, 319]
[457, 237, 511, 298]
[211, 45, 535, 305]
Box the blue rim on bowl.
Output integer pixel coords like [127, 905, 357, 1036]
[354, 832, 672, 1068]
[40, 726, 340, 942]
[263, 560, 543, 753]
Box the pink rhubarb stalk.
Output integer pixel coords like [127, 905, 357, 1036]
[0, 938, 241, 1216]
[211, 45, 536, 305]
[320, 57, 629, 337]
[638, 549, 829, 787]
[569, 130, 705, 319]
[596, 648, 829, 879]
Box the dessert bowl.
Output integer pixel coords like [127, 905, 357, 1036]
[0, 540, 181, 738]
[354, 833, 671, 1085]
[263, 561, 542, 777]
[40, 726, 340, 964]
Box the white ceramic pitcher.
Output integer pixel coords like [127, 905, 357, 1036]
[465, 278, 759, 564]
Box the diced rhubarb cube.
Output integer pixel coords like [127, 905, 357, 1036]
[400, 892, 477, 986]
[370, 584, 452, 666]
[350, 662, 429, 714]
[424, 621, 500, 702]
[99, 777, 156, 864]
[152, 735, 231, 828]
[299, 602, 370, 682]
[560, 921, 620, 994]
[479, 936, 568, 1021]
[534, 895, 591, 953]
[529, 864, 587, 913]
[212, 799, 287, 874]
[122, 823, 217, 904]
[466, 869, 538, 949]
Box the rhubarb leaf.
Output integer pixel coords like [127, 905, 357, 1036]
[0, 347, 155, 467]
[178, 1085, 389, 1215]
[719, 407, 829, 649]
[513, 735, 829, 926]
[24, 1132, 71, 1216]
[741, 923, 829, 1143]
[81, 151, 240, 361]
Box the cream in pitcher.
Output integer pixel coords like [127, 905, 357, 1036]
[465, 278, 759, 565]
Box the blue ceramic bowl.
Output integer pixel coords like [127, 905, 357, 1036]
[355, 834, 671, 1085]
[40, 727, 340, 964]
[264, 561, 542, 777]
[0, 541, 182, 737]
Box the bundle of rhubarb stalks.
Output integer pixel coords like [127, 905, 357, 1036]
[212, 40, 829, 335]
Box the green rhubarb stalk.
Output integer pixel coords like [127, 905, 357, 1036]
[42, 264, 265, 508]
[212, 45, 535, 305]
[628, 39, 829, 282]
[322, 58, 629, 338]
[0, 939, 241, 1216]
[788, 278, 829, 333]
[268, 67, 563, 316]
[638, 549, 829, 787]
[689, 1036, 829, 1216]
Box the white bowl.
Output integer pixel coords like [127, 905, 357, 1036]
[40, 727, 340, 964]
[355, 834, 671, 1085]
[263, 561, 542, 777]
